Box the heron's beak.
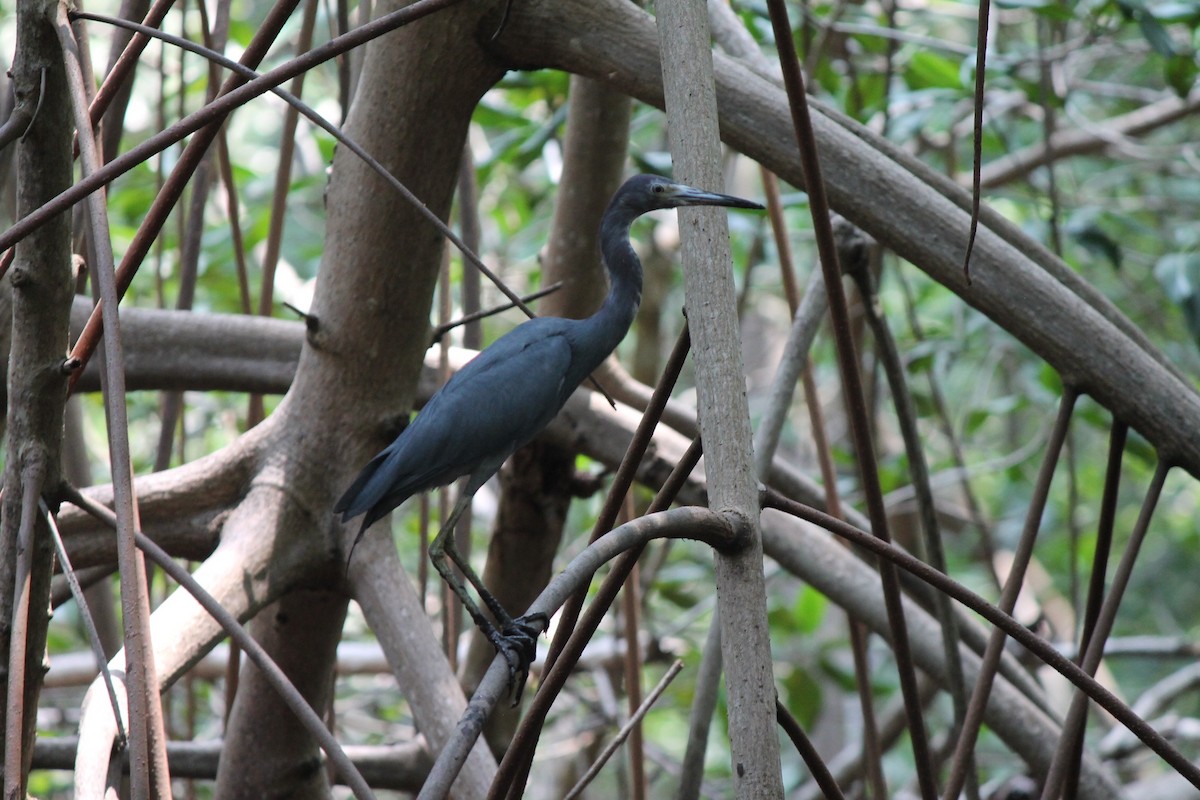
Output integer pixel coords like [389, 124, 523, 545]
[671, 184, 764, 210]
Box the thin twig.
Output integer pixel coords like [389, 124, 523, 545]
[1038, 462, 1170, 800]
[216, 133, 253, 315]
[776, 700, 847, 800]
[1062, 420, 1127, 797]
[39, 499, 128, 749]
[87, 0, 176, 135]
[760, 488, 1200, 791]
[961, 0, 990, 282]
[618, 494, 646, 800]
[56, 5, 164, 794]
[941, 390, 1078, 800]
[563, 660, 684, 800]
[894, 266, 1001, 588]
[23, 66, 48, 143]
[751, 176, 886, 799]
[764, 1, 937, 794]
[430, 283, 563, 344]
[3, 464, 45, 800]
[843, 226, 976, 800]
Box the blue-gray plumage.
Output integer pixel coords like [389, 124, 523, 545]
[335, 173, 762, 685]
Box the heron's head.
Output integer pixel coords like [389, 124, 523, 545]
[622, 173, 763, 215]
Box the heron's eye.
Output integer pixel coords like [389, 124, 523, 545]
[652, 184, 665, 193]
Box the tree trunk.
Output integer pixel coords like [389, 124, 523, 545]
[215, 590, 349, 798]
[1, 0, 74, 791]
[214, 0, 509, 790]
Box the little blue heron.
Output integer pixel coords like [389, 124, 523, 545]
[336, 173, 762, 684]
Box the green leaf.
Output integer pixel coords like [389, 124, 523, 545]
[966, 395, 1022, 435]
[1138, 13, 1177, 55]
[780, 667, 823, 728]
[1165, 53, 1198, 97]
[1155, 252, 1200, 302]
[1065, 210, 1124, 270]
[904, 51, 964, 91]
[792, 585, 829, 635]
[1038, 363, 1064, 394]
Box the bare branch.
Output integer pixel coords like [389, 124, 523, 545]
[421, 508, 739, 798]
[348, 527, 498, 799]
[564, 659, 684, 800]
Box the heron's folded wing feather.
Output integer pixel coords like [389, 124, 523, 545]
[336, 320, 575, 524]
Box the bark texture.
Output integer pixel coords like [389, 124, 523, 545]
[1, 0, 74, 787]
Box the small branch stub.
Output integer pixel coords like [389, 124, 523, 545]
[717, 507, 755, 552]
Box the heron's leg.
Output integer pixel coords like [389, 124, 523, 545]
[429, 491, 546, 701]
[428, 491, 514, 627]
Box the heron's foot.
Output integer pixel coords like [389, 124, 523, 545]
[487, 613, 548, 706]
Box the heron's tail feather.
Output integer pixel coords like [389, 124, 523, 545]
[344, 517, 372, 576]
[334, 447, 392, 519]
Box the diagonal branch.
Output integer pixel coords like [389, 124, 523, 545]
[56, 7, 167, 792]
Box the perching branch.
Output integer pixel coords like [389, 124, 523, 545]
[419, 507, 739, 799]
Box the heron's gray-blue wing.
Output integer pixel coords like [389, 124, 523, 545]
[336, 320, 575, 525]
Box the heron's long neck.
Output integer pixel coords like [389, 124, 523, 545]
[579, 214, 642, 369]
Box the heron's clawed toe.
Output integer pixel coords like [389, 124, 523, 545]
[508, 612, 548, 640]
[490, 613, 547, 706]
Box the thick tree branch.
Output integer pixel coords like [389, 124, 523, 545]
[69, 296, 301, 394]
[1, 0, 74, 790]
[488, 0, 1200, 478]
[35, 737, 431, 790]
[55, 416, 266, 566]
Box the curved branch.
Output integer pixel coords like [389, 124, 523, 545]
[419, 507, 738, 798]
[72, 422, 332, 796]
[65, 488, 374, 799]
[54, 413, 268, 567]
[974, 89, 1200, 189]
[489, 0, 1200, 478]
